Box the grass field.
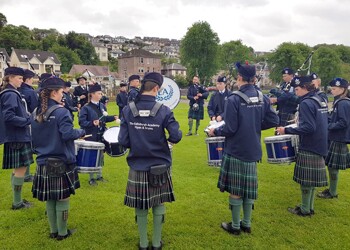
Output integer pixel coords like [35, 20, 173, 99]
[0, 101, 349, 250]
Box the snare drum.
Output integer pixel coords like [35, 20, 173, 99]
[74, 140, 105, 173]
[264, 135, 299, 164]
[103, 126, 127, 157]
[205, 137, 225, 166]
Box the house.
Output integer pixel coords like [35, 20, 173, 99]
[110, 49, 125, 59]
[118, 49, 161, 81]
[161, 63, 187, 78]
[161, 46, 179, 58]
[0, 48, 10, 79]
[10, 48, 61, 75]
[142, 45, 161, 54]
[124, 44, 139, 51]
[93, 44, 109, 62]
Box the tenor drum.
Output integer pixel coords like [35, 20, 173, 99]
[205, 137, 225, 166]
[103, 126, 128, 157]
[264, 135, 299, 164]
[156, 77, 181, 110]
[74, 140, 105, 173]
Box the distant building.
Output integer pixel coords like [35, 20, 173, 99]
[161, 63, 187, 78]
[143, 45, 161, 54]
[110, 49, 125, 59]
[93, 44, 109, 62]
[0, 48, 10, 79]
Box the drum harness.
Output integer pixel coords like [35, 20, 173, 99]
[231, 90, 264, 105]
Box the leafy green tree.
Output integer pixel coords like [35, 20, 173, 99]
[334, 45, 350, 64]
[0, 12, 7, 29]
[180, 21, 220, 84]
[41, 34, 60, 51]
[107, 55, 118, 72]
[218, 40, 254, 71]
[0, 25, 40, 52]
[173, 74, 188, 88]
[50, 44, 82, 73]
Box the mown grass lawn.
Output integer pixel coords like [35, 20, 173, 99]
[0, 101, 349, 250]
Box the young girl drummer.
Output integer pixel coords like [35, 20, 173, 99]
[31, 77, 85, 240]
[0, 67, 34, 210]
[318, 78, 350, 199]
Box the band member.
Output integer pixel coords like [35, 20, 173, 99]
[309, 72, 328, 103]
[207, 76, 231, 122]
[19, 69, 38, 182]
[116, 82, 128, 117]
[127, 75, 141, 103]
[119, 72, 182, 249]
[31, 77, 85, 240]
[62, 81, 78, 120]
[318, 78, 350, 199]
[276, 76, 328, 216]
[270, 68, 299, 126]
[209, 63, 279, 235]
[186, 75, 209, 136]
[0, 67, 34, 210]
[73, 76, 89, 107]
[79, 83, 117, 186]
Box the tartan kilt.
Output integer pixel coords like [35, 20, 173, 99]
[278, 111, 295, 127]
[2, 142, 34, 169]
[326, 141, 350, 170]
[217, 153, 258, 200]
[293, 150, 328, 187]
[32, 164, 80, 201]
[124, 168, 175, 210]
[188, 105, 204, 120]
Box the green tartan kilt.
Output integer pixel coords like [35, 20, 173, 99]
[217, 153, 258, 200]
[326, 141, 350, 170]
[188, 105, 204, 120]
[32, 164, 80, 201]
[293, 150, 328, 187]
[124, 168, 175, 210]
[2, 142, 34, 169]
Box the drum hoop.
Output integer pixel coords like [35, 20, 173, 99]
[75, 141, 105, 149]
[205, 137, 225, 143]
[264, 135, 294, 143]
[103, 126, 120, 143]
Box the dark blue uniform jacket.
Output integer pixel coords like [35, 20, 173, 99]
[19, 83, 38, 113]
[276, 82, 299, 114]
[328, 96, 350, 143]
[207, 89, 231, 119]
[116, 91, 128, 116]
[187, 84, 209, 107]
[128, 87, 139, 103]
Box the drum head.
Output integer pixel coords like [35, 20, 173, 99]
[264, 134, 293, 143]
[156, 77, 180, 110]
[74, 140, 105, 149]
[103, 126, 120, 143]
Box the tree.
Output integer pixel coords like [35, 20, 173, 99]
[180, 21, 220, 84]
[174, 74, 188, 88]
[218, 40, 254, 71]
[50, 44, 82, 73]
[334, 45, 350, 64]
[0, 25, 40, 52]
[0, 12, 7, 29]
[41, 34, 59, 51]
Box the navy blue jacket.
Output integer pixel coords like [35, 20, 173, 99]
[285, 92, 328, 157]
[276, 82, 299, 114]
[116, 91, 128, 116]
[0, 85, 31, 143]
[315, 89, 328, 103]
[128, 87, 139, 103]
[79, 102, 115, 142]
[187, 84, 209, 107]
[73, 85, 89, 107]
[328, 96, 350, 143]
[31, 99, 85, 165]
[63, 91, 78, 119]
[118, 95, 182, 171]
[214, 84, 279, 162]
[207, 89, 231, 119]
[19, 83, 38, 113]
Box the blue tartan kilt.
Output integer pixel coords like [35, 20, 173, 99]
[293, 150, 328, 187]
[124, 168, 175, 210]
[32, 164, 80, 201]
[326, 141, 350, 170]
[217, 153, 258, 200]
[188, 105, 204, 120]
[2, 142, 34, 169]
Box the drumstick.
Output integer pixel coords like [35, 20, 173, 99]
[84, 134, 92, 138]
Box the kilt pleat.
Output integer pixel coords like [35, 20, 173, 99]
[326, 141, 350, 170]
[124, 168, 175, 210]
[2, 142, 34, 169]
[217, 153, 258, 200]
[32, 164, 80, 201]
[188, 105, 204, 120]
[293, 150, 328, 187]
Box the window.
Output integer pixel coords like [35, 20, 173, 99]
[140, 57, 144, 63]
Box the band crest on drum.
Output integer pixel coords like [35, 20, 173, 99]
[156, 85, 174, 102]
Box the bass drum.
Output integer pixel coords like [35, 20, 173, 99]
[156, 77, 181, 110]
[102, 126, 128, 157]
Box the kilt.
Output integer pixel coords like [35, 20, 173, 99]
[32, 164, 80, 201]
[326, 141, 350, 170]
[217, 153, 258, 200]
[124, 168, 175, 210]
[2, 142, 34, 169]
[188, 105, 204, 120]
[293, 150, 328, 187]
[278, 111, 295, 127]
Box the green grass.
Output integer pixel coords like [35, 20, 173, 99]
[0, 102, 350, 249]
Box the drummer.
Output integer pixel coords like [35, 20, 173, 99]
[207, 76, 231, 122]
[78, 83, 118, 186]
[276, 76, 328, 217]
[116, 82, 128, 117]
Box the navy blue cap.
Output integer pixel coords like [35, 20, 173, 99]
[5, 67, 25, 76]
[120, 83, 127, 87]
[329, 78, 349, 88]
[282, 68, 294, 75]
[217, 76, 227, 83]
[23, 69, 35, 79]
[64, 81, 72, 88]
[128, 75, 140, 82]
[290, 76, 311, 88]
[76, 76, 87, 82]
[40, 73, 53, 81]
[236, 62, 256, 79]
[88, 83, 102, 93]
[309, 72, 319, 80]
[141, 72, 163, 87]
[41, 77, 65, 89]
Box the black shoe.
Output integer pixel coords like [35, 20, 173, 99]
[240, 221, 251, 234]
[89, 179, 98, 186]
[56, 229, 76, 241]
[49, 232, 58, 239]
[24, 175, 34, 182]
[152, 241, 163, 250]
[310, 209, 315, 215]
[186, 132, 192, 136]
[287, 206, 311, 217]
[317, 189, 338, 199]
[12, 200, 33, 210]
[96, 177, 108, 182]
[221, 222, 241, 235]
